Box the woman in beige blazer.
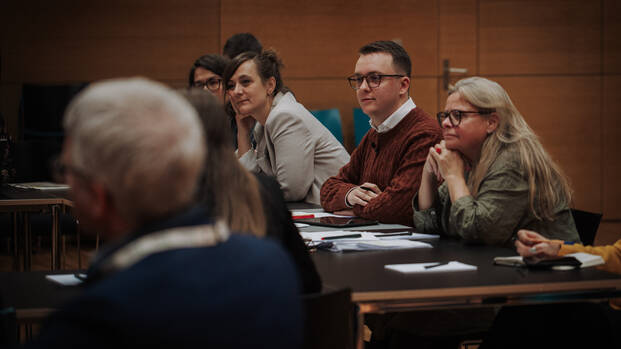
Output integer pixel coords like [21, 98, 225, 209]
[223, 50, 349, 204]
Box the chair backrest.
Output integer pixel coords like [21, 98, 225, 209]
[310, 109, 344, 144]
[353, 108, 371, 146]
[301, 288, 355, 349]
[570, 208, 603, 246]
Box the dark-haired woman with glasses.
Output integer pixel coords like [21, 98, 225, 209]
[413, 76, 580, 246]
[188, 54, 228, 101]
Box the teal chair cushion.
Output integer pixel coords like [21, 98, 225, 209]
[353, 108, 371, 146]
[310, 109, 344, 144]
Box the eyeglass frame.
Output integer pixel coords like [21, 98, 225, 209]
[192, 77, 222, 92]
[346, 73, 405, 90]
[436, 109, 495, 127]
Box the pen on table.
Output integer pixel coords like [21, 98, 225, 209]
[425, 262, 450, 269]
[74, 273, 87, 281]
[292, 214, 314, 219]
[375, 232, 412, 237]
[322, 234, 362, 240]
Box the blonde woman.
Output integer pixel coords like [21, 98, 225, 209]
[413, 77, 580, 247]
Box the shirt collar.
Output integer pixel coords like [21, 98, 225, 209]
[370, 97, 416, 133]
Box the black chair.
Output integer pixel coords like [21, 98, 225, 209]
[571, 208, 603, 246]
[301, 288, 356, 349]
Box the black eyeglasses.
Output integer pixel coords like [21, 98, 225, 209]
[347, 73, 404, 90]
[193, 78, 222, 92]
[436, 109, 495, 127]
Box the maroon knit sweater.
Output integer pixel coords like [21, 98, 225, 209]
[320, 107, 442, 226]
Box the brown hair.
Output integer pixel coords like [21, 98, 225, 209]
[223, 49, 290, 97]
[180, 88, 266, 237]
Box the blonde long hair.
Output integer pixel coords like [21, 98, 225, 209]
[181, 89, 266, 237]
[450, 77, 572, 221]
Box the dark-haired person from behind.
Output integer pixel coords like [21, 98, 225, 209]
[182, 88, 321, 294]
[223, 32, 262, 58]
[224, 50, 349, 204]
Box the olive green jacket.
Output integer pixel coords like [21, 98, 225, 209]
[412, 147, 580, 247]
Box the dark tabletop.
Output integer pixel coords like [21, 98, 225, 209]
[0, 270, 83, 311]
[311, 237, 621, 300]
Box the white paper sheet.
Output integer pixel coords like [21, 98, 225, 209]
[385, 261, 477, 273]
[46, 274, 85, 286]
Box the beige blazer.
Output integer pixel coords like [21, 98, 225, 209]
[239, 92, 349, 204]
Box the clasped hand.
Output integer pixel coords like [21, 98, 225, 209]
[424, 140, 465, 182]
[346, 182, 382, 207]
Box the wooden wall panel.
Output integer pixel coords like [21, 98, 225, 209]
[595, 222, 621, 246]
[3, 38, 216, 82]
[2, 0, 219, 39]
[479, 0, 601, 75]
[220, 0, 438, 78]
[493, 76, 601, 212]
[604, 0, 621, 74]
[603, 76, 621, 219]
[438, 0, 477, 111]
[439, 0, 476, 74]
[287, 78, 437, 152]
[1, 1, 220, 83]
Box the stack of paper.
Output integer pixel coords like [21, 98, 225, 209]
[46, 274, 85, 286]
[301, 230, 433, 252]
[338, 240, 433, 251]
[300, 231, 378, 241]
[385, 261, 477, 273]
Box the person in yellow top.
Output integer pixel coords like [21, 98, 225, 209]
[515, 229, 621, 285]
[479, 230, 621, 349]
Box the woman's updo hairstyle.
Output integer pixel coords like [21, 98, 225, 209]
[223, 49, 288, 96]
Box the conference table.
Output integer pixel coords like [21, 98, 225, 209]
[0, 183, 74, 270]
[295, 205, 621, 346]
[3, 204, 621, 346]
[293, 205, 621, 313]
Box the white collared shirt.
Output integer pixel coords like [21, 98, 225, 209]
[370, 97, 417, 133]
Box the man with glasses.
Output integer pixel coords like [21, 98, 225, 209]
[320, 40, 441, 226]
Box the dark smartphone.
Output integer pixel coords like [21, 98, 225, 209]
[296, 216, 378, 228]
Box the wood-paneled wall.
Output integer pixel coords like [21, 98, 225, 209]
[1, 0, 619, 237]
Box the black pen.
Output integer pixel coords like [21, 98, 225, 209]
[322, 234, 362, 240]
[375, 232, 412, 237]
[425, 262, 450, 269]
[360, 186, 373, 191]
